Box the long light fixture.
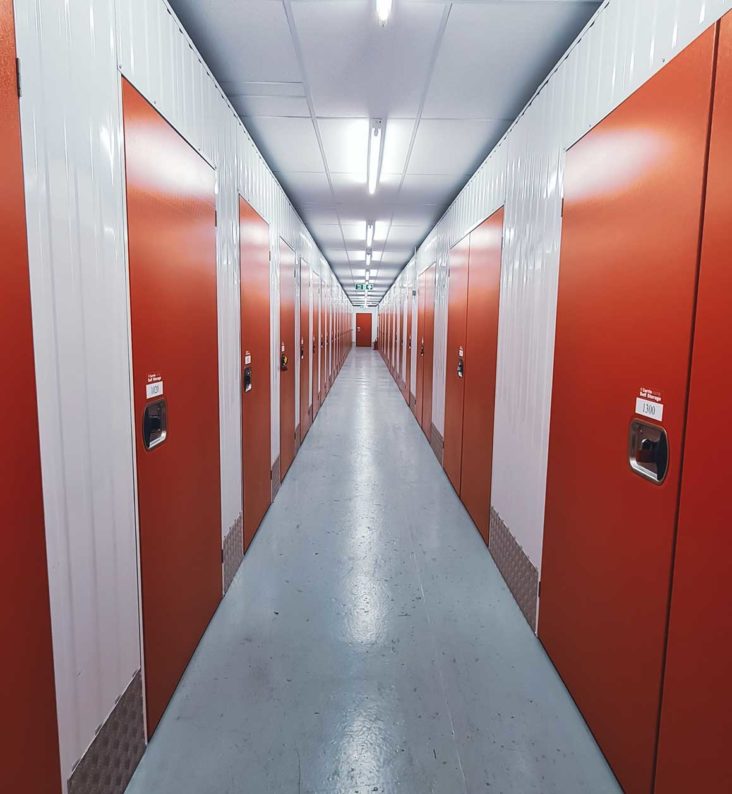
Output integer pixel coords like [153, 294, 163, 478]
[365, 251, 372, 269]
[376, 0, 392, 26]
[366, 222, 374, 249]
[367, 119, 383, 195]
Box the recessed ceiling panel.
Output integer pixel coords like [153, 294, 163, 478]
[330, 172, 401, 209]
[169, 0, 301, 83]
[423, 1, 600, 120]
[408, 118, 508, 176]
[381, 118, 415, 176]
[399, 173, 466, 206]
[243, 116, 324, 173]
[276, 171, 332, 205]
[318, 118, 370, 178]
[232, 94, 310, 118]
[292, 0, 446, 118]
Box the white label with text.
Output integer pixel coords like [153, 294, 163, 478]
[146, 381, 164, 399]
[636, 397, 663, 421]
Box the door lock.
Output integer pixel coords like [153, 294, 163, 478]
[142, 399, 167, 450]
[243, 365, 252, 392]
[281, 352, 289, 371]
[629, 419, 669, 484]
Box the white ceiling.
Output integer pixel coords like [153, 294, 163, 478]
[169, 0, 600, 305]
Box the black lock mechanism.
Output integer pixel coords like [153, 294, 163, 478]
[628, 419, 668, 484]
[243, 365, 252, 392]
[142, 399, 167, 450]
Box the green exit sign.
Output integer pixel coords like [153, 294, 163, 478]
[355, 283, 373, 291]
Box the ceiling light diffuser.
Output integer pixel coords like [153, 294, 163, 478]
[366, 222, 374, 249]
[367, 120, 383, 195]
[376, 0, 392, 26]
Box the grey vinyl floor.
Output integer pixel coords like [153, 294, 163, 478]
[125, 347, 619, 794]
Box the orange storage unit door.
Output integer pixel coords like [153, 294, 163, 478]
[239, 197, 272, 549]
[356, 312, 372, 346]
[0, 0, 61, 787]
[420, 265, 436, 438]
[443, 235, 470, 492]
[415, 272, 427, 424]
[123, 79, 222, 734]
[404, 295, 412, 404]
[538, 30, 716, 794]
[460, 209, 504, 542]
[317, 284, 322, 409]
[279, 240, 297, 478]
[299, 259, 311, 440]
[312, 273, 321, 418]
[655, 15, 732, 792]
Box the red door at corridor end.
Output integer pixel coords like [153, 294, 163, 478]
[539, 28, 717, 794]
[123, 79, 222, 734]
[356, 312, 372, 346]
[239, 197, 272, 549]
[0, 0, 61, 787]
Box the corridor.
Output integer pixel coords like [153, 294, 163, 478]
[126, 349, 617, 794]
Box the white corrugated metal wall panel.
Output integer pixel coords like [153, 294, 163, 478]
[14, 0, 141, 782]
[383, 0, 730, 573]
[15, 0, 348, 786]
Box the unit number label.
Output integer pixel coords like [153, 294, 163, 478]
[635, 397, 663, 421]
[146, 381, 164, 399]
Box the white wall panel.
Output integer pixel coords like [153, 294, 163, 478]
[14, 0, 141, 783]
[382, 0, 730, 575]
[15, 0, 348, 787]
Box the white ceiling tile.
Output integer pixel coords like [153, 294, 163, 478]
[398, 173, 466, 205]
[381, 118, 415, 175]
[330, 172, 401, 210]
[423, 2, 599, 120]
[243, 116, 324, 172]
[276, 171, 332, 204]
[408, 118, 507, 176]
[299, 206, 340, 226]
[169, 0, 301, 83]
[232, 94, 310, 118]
[291, 0, 446, 117]
[318, 118, 370, 177]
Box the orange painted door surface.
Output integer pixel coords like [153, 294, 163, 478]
[318, 282, 325, 403]
[239, 197, 271, 549]
[312, 273, 321, 417]
[279, 240, 297, 478]
[420, 265, 436, 438]
[1, 2, 61, 788]
[356, 312, 372, 346]
[461, 209, 504, 542]
[443, 235, 470, 491]
[415, 273, 426, 424]
[404, 296, 412, 403]
[299, 259, 311, 439]
[123, 79, 222, 734]
[655, 17, 732, 793]
[538, 31, 716, 794]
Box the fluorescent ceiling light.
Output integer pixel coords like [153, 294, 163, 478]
[367, 120, 383, 195]
[376, 0, 392, 26]
[366, 251, 372, 268]
[366, 222, 374, 249]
